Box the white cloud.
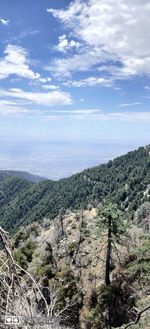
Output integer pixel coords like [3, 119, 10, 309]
[71, 109, 99, 114]
[0, 102, 30, 116]
[110, 112, 150, 122]
[69, 110, 150, 122]
[6, 29, 41, 43]
[56, 34, 80, 53]
[47, 0, 150, 79]
[38, 77, 52, 83]
[47, 1, 84, 22]
[46, 47, 107, 77]
[0, 44, 40, 80]
[15, 29, 40, 39]
[0, 106, 29, 116]
[0, 97, 149, 123]
[42, 84, 59, 90]
[64, 76, 113, 87]
[0, 88, 72, 106]
[44, 109, 150, 122]
[118, 102, 142, 108]
[0, 18, 9, 25]
[0, 100, 30, 106]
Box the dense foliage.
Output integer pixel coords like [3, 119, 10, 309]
[1, 145, 150, 233]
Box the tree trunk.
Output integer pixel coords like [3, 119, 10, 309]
[104, 215, 112, 329]
[105, 216, 112, 286]
[59, 208, 65, 236]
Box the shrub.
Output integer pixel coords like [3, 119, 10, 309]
[68, 241, 78, 257]
[13, 250, 28, 269]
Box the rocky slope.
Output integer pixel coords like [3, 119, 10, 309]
[12, 206, 150, 328]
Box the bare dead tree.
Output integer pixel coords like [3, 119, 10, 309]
[59, 208, 66, 237]
[72, 211, 84, 265]
[0, 226, 73, 329]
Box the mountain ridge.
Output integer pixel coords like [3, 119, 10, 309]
[0, 170, 46, 183]
[0, 145, 150, 233]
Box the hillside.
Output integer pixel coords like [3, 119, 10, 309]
[7, 207, 150, 329]
[0, 145, 150, 328]
[1, 145, 150, 233]
[0, 170, 45, 182]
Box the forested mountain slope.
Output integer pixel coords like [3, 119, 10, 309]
[1, 145, 150, 233]
[0, 170, 45, 182]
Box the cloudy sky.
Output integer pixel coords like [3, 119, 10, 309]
[0, 0, 150, 178]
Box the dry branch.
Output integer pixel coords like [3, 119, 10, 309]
[124, 305, 150, 328]
[0, 225, 73, 329]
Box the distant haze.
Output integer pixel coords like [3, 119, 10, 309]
[0, 141, 142, 180]
[0, 0, 150, 180]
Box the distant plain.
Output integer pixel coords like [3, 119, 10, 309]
[0, 140, 141, 179]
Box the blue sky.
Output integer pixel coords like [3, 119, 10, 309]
[0, 0, 150, 178]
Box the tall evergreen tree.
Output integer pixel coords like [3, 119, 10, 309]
[98, 203, 129, 329]
[98, 203, 128, 286]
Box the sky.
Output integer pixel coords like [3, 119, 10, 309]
[0, 0, 150, 178]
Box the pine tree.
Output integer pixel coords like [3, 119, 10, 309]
[98, 202, 128, 286]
